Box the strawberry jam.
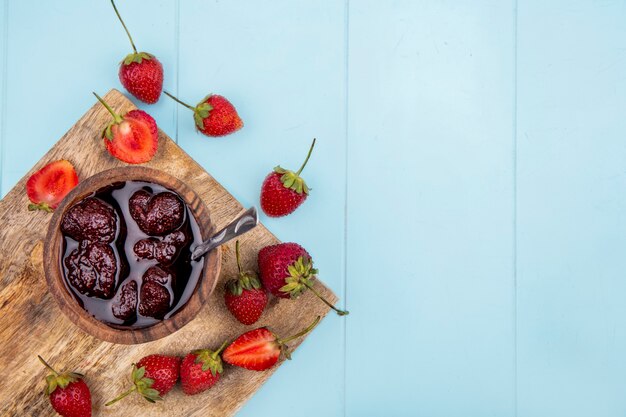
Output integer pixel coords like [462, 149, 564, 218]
[60, 181, 204, 328]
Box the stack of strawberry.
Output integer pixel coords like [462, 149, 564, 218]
[26, 2, 348, 416]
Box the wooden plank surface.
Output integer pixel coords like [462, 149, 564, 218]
[0, 89, 336, 416]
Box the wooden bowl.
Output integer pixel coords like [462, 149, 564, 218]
[44, 167, 221, 345]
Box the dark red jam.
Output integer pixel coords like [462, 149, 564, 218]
[60, 181, 204, 328]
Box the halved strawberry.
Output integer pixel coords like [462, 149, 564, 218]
[222, 316, 320, 371]
[93, 92, 158, 164]
[26, 160, 79, 212]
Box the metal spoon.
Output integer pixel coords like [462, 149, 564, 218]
[190, 207, 259, 261]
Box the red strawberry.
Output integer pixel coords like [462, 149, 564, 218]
[38, 355, 91, 417]
[222, 316, 320, 371]
[26, 160, 78, 212]
[93, 92, 158, 164]
[224, 240, 268, 325]
[163, 91, 243, 137]
[260, 139, 315, 217]
[110, 0, 163, 103]
[180, 341, 228, 395]
[258, 242, 348, 315]
[106, 354, 180, 406]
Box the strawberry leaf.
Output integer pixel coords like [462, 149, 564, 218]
[227, 279, 243, 296]
[142, 388, 161, 399]
[193, 112, 204, 130]
[287, 264, 299, 277]
[274, 168, 309, 195]
[45, 375, 58, 396]
[194, 350, 224, 377]
[193, 102, 213, 130]
[28, 202, 53, 213]
[128, 365, 163, 403]
[278, 256, 316, 298]
[132, 366, 146, 382]
[196, 103, 213, 118]
[44, 371, 79, 395]
[104, 123, 115, 141]
[122, 52, 153, 66]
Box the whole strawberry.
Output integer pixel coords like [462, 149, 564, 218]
[106, 354, 180, 406]
[93, 92, 159, 164]
[222, 316, 320, 371]
[224, 240, 268, 325]
[260, 139, 315, 217]
[110, 0, 163, 103]
[180, 341, 228, 395]
[26, 160, 79, 212]
[38, 355, 91, 417]
[258, 242, 348, 316]
[164, 91, 243, 137]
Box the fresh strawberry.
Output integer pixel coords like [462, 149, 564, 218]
[110, 0, 163, 103]
[38, 355, 91, 417]
[258, 242, 348, 315]
[260, 139, 316, 217]
[222, 316, 320, 371]
[163, 91, 243, 137]
[106, 354, 180, 406]
[26, 160, 78, 212]
[224, 240, 268, 325]
[93, 92, 158, 164]
[180, 341, 228, 395]
[119, 54, 163, 104]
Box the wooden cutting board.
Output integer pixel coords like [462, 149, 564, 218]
[0, 89, 337, 416]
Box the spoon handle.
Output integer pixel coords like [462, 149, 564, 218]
[190, 207, 259, 261]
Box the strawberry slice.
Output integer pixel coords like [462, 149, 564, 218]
[222, 328, 277, 371]
[26, 160, 79, 212]
[94, 92, 158, 164]
[222, 316, 320, 371]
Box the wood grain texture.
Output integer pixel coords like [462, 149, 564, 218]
[0, 89, 337, 416]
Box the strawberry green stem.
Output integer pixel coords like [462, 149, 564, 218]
[295, 138, 316, 176]
[278, 316, 321, 345]
[235, 240, 243, 274]
[110, 0, 138, 54]
[37, 355, 59, 376]
[303, 281, 349, 316]
[105, 386, 136, 406]
[28, 202, 53, 213]
[211, 340, 229, 360]
[163, 91, 195, 111]
[93, 92, 123, 124]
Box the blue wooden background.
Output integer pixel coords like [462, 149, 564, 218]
[1, 1, 626, 416]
